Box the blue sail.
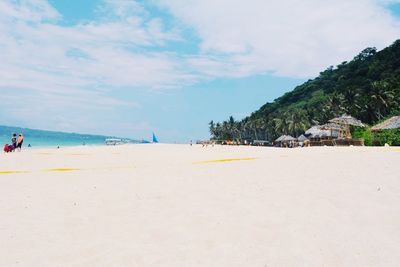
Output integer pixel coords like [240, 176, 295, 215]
[152, 132, 159, 143]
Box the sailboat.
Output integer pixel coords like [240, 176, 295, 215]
[152, 132, 159, 143]
[141, 132, 159, 144]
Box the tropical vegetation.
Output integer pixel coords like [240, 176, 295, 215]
[352, 126, 400, 146]
[210, 40, 400, 142]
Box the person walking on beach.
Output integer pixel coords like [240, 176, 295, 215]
[11, 133, 17, 151]
[17, 133, 24, 151]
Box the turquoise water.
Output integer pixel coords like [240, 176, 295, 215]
[0, 125, 138, 149]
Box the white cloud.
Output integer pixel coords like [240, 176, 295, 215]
[0, 0, 59, 22]
[1, 0, 400, 136]
[0, 1, 191, 91]
[158, 0, 400, 77]
[0, 0, 196, 134]
[2, 0, 399, 95]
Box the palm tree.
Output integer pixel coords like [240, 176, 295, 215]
[324, 92, 345, 118]
[370, 81, 395, 120]
[246, 119, 259, 140]
[235, 121, 244, 142]
[261, 117, 274, 141]
[287, 110, 310, 137]
[342, 88, 361, 114]
[215, 122, 222, 140]
[209, 120, 215, 139]
[273, 116, 289, 135]
[227, 116, 237, 140]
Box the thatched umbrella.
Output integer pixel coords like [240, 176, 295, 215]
[297, 134, 309, 142]
[371, 116, 400, 131]
[275, 135, 287, 142]
[281, 135, 295, 142]
[329, 114, 365, 138]
[276, 135, 295, 147]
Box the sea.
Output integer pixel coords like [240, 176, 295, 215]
[0, 125, 139, 149]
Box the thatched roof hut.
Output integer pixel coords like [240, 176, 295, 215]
[275, 135, 287, 142]
[371, 116, 400, 131]
[329, 114, 365, 127]
[320, 123, 344, 131]
[297, 134, 309, 142]
[305, 126, 321, 136]
[275, 135, 295, 142]
[305, 126, 334, 138]
[281, 135, 295, 142]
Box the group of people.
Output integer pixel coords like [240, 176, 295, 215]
[3, 133, 24, 153]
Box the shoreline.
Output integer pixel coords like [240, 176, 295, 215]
[4, 142, 400, 154]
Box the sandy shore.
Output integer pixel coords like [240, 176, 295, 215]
[1, 144, 400, 266]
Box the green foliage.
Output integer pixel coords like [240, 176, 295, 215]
[352, 127, 373, 146]
[210, 40, 400, 142]
[372, 129, 400, 146]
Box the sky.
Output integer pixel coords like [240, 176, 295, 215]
[1, 0, 400, 142]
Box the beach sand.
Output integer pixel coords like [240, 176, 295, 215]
[1, 144, 400, 266]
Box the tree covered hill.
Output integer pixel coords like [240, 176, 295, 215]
[210, 40, 400, 141]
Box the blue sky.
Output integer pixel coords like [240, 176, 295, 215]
[1, 0, 400, 142]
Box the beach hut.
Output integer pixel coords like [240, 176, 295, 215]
[329, 114, 365, 138]
[305, 126, 332, 138]
[371, 116, 400, 131]
[275, 135, 286, 147]
[275, 135, 296, 147]
[297, 134, 308, 142]
[329, 114, 366, 127]
[305, 124, 341, 146]
[282, 135, 295, 142]
[297, 134, 309, 147]
[275, 135, 287, 142]
[320, 123, 345, 139]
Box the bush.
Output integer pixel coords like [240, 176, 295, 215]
[352, 127, 373, 146]
[372, 129, 400, 146]
[351, 127, 400, 146]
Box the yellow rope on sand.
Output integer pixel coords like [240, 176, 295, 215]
[44, 168, 81, 172]
[0, 170, 30, 175]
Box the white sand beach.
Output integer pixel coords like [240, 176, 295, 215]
[1, 144, 400, 266]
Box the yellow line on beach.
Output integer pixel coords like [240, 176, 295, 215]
[44, 166, 135, 172]
[193, 158, 256, 164]
[0, 170, 30, 175]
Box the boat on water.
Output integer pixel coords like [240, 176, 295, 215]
[152, 132, 159, 143]
[141, 133, 159, 144]
[105, 138, 124, 145]
[105, 133, 158, 145]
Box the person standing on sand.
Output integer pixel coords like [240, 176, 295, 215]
[17, 133, 24, 151]
[11, 133, 17, 151]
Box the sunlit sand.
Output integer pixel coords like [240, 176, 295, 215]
[1, 144, 400, 266]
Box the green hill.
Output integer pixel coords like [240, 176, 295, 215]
[209, 40, 400, 141]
